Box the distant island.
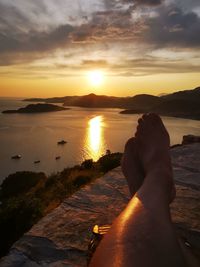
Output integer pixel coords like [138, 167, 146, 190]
[2, 103, 69, 114]
[23, 86, 200, 120]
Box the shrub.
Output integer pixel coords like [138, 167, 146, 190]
[81, 159, 93, 169]
[0, 196, 43, 257]
[73, 175, 92, 188]
[45, 173, 59, 188]
[0, 172, 46, 199]
[98, 153, 122, 173]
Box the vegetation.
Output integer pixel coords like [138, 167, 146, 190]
[0, 152, 122, 258]
[24, 86, 200, 120]
[2, 103, 68, 114]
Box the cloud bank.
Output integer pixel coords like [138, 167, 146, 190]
[0, 0, 199, 78]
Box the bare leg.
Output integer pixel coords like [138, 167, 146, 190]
[89, 114, 186, 267]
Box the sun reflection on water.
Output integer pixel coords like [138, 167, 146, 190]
[85, 115, 105, 161]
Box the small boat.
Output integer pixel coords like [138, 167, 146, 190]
[34, 160, 40, 164]
[57, 140, 67, 145]
[11, 155, 22, 159]
[55, 156, 61, 160]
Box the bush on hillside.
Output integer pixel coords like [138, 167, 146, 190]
[98, 153, 122, 173]
[81, 159, 94, 169]
[73, 175, 92, 188]
[0, 172, 46, 199]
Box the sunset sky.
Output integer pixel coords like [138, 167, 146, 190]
[0, 0, 200, 97]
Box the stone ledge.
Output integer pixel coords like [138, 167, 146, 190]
[1, 144, 200, 266]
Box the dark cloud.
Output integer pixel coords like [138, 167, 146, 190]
[70, 4, 200, 48]
[123, 0, 163, 6]
[0, 0, 199, 68]
[104, 0, 163, 8]
[109, 57, 200, 76]
[71, 9, 137, 43]
[142, 6, 200, 48]
[0, 24, 74, 54]
[178, 0, 200, 11]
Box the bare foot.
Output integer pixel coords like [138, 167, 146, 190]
[121, 137, 144, 196]
[135, 113, 176, 202]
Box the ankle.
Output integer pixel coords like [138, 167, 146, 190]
[147, 164, 172, 179]
[141, 167, 174, 202]
[145, 153, 172, 174]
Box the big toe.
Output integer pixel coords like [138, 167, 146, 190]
[122, 137, 140, 175]
[124, 137, 137, 158]
[135, 114, 152, 137]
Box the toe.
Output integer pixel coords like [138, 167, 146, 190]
[138, 118, 143, 124]
[141, 113, 148, 121]
[149, 113, 162, 125]
[124, 137, 136, 152]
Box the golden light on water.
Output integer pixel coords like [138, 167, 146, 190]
[85, 115, 105, 161]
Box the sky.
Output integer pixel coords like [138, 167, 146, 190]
[0, 0, 200, 97]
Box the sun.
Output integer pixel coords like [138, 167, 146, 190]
[88, 70, 104, 86]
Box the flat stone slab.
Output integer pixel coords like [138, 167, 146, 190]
[171, 143, 200, 189]
[1, 144, 200, 266]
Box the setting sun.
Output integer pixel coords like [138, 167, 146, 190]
[88, 70, 104, 87]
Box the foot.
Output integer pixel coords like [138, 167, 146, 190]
[121, 137, 144, 196]
[135, 113, 176, 202]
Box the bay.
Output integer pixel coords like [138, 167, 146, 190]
[0, 98, 200, 183]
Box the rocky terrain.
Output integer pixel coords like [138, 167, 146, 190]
[0, 140, 199, 267]
[2, 103, 68, 114]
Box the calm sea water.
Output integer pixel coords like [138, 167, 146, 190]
[0, 98, 200, 183]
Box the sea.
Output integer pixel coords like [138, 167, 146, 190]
[0, 97, 200, 184]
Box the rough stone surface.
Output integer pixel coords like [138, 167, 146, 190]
[1, 143, 200, 266]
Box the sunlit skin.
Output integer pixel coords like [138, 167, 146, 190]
[90, 114, 187, 267]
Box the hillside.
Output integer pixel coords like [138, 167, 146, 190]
[24, 93, 161, 110]
[0, 153, 122, 257]
[23, 87, 200, 120]
[121, 87, 200, 120]
[152, 99, 200, 120]
[162, 86, 200, 102]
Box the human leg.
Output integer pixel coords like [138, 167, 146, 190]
[89, 114, 186, 267]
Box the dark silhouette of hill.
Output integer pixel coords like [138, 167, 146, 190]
[121, 87, 200, 120]
[23, 86, 200, 120]
[64, 93, 160, 109]
[68, 93, 121, 108]
[124, 94, 160, 110]
[162, 86, 200, 102]
[152, 99, 200, 119]
[2, 103, 68, 114]
[24, 93, 160, 110]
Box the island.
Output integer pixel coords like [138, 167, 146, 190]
[23, 86, 200, 120]
[2, 103, 69, 114]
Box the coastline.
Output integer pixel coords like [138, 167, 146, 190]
[120, 110, 200, 121]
